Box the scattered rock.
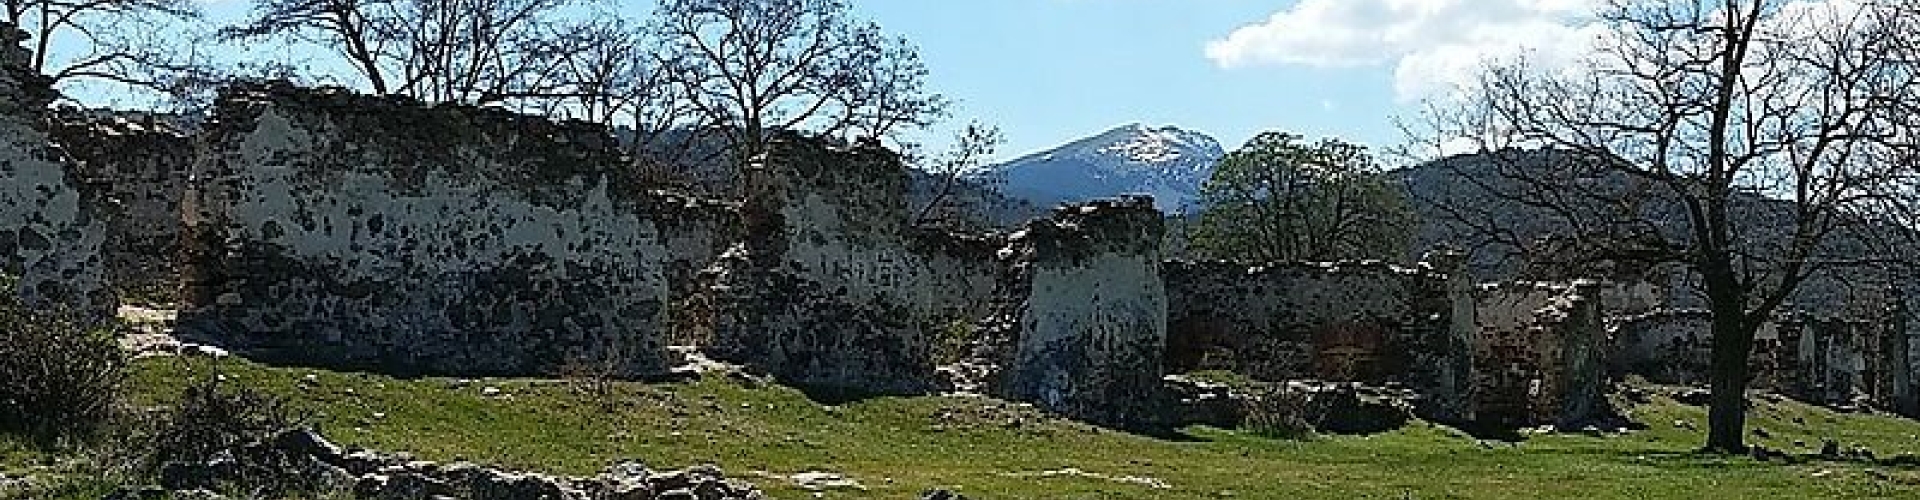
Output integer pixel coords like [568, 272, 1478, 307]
[1821, 439, 1841, 459]
[920, 489, 969, 500]
[146, 428, 764, 500]
[785, 471, 864, 491]
[481, 386, 502, 397]
[1672, 388, 1711, 406]
[1002, 468, 1171, 490]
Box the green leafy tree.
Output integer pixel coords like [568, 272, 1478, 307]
[1190, 132, 1415, 262]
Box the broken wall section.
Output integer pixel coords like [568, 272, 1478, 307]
[1609, 304, 1917, 417]
[1470, 281, 1608, 427]
[1163, 253, 1476, 423]
[47, 109, 196, 304]
[982, 196, 1167, 428]
[694, 134, 999, 395]
[180, 81, 737, 376]
[0, 22, 109, 313]
[1777, 310, 1914, 413]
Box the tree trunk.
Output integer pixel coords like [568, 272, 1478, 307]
[1705, 299, 1755, 452]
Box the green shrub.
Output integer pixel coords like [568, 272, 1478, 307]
[0, 284, 126, 440]
[138, 372, 300, 472]
[931, 319, 979, 365]
[1243, 387, 1323, 440]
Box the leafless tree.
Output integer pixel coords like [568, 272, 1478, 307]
[914, 120, 1004, 227]
[2, 0, 201, 91]
[221, 0, 590, 106]
[651, 0, 948, 161]
[1405, 0, 1919, 452]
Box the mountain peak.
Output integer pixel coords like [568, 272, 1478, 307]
[979, 123, 1226, 213]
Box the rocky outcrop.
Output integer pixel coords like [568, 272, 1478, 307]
[982, 196, 1167, 427]
[178, 81, 737, 377]
[0, 21, 109, 313]
[694, 134, 998, 395]
[149, 428, 764, 500]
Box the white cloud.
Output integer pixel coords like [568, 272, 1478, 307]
[1207, 0, 1873, 103]
[1205, 0, 1604, 101]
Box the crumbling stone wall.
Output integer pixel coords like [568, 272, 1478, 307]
[1469, 281, 1607, 427]
[981, 196, 1167, 427]
[47, 108, 195, 304]
[1163, 254, 1476, 422]
[0, 22, 108, 312]
[1608, 309, 1717, 385]
[1778, 311, 1913, 412]
[1609, 305, 1918, 416]
[694, 135, 998, 395]
[179, 81, 736, 376]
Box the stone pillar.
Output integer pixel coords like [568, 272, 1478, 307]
[1883, 289, 1915, 415]
[1552, 280, 1608, 427]
[988, 196, 1167, 427]
[1424, 247, 1478, 423]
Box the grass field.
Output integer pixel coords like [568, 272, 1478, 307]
[3, 356, 1889, 499]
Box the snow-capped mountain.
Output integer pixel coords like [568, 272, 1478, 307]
[974, 123, 1225, 213]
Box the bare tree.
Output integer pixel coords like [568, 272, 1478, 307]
[1405, 0, 1920, 451]
[2, 0, 201, 91]
[651, 0, 948, 161]
[913, 120, 1003, 227]
[221, 0, 589, 106]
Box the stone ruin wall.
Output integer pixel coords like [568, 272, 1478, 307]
[0, 22, 109, 313]
[982, 196, 1167, 427]
[1163, 257, 1478, 422]
[691, 135, 998, 395]
[7, 17, 1915, 425]
[1469, 281, 1607, 427]
[46, 109, 196, 304]
[178, 82, 738, 377]
[1609, 306, 1920, 417]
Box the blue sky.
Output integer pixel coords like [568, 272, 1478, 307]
[63, 0, 1614, 162]
[851, 0, 1409, 160]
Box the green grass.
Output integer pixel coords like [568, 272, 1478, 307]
[20, 356, 1920, 499]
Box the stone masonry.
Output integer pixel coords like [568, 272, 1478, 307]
[1163, 253, 1479, 423]
[47, 109, 196, 304]
[1469, 281, 1608, 427]
[178, 82, 737, 377]
[693, 134, 998, 396]
[0, 22, 109, 313]
[982, 195, 1168, 428]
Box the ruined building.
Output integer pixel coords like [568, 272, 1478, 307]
[3, 23, 1916, 430]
